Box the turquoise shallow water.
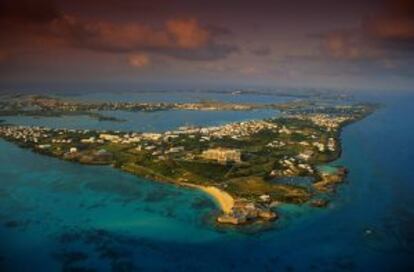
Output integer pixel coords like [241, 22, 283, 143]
[0, 92, 413, 271]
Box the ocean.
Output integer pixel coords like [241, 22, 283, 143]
[0, 91, 413, 271]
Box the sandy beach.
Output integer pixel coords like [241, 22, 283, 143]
[184, 184, 234, 213]
[198, 186, 234, 213]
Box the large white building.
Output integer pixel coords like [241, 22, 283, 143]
[202, 148, 241, 163]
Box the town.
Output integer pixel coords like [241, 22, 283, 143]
[0, 94, 262, 115]
[0, 101, 376, 225]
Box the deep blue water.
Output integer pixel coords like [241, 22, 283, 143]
[0, 92, 413, 271]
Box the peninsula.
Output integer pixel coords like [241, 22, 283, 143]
[0, 96, 377, 225]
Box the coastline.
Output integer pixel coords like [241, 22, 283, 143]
[103, 161, 236, 216]
[185, 183, 234, 214]
[0, 101, 377, 226]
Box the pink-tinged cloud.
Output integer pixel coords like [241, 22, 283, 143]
[363, 0, 414, 44]
[128, 53, 150, 68]
[320, 31, 381, 61]
[48, 17, 214, 52]
[319, 0, 414, 61]
[0, 50, 10, 62]
[46, 16, 218, 51]
[322, 32, 361, 60]
[166, 18, 209, 49]
[0, 1, 237, 61]
[365, 17, 414, 41]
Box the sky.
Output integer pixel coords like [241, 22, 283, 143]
[0, 0, 413, 91]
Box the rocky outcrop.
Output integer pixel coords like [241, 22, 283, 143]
[314, 167, 348, 192]
[216, 201, 277, 225]
[310, 199, 328, 207]
[217, 214, 247, 225]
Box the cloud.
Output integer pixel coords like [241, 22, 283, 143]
[322, 31, 359, 59]
[317, 0, 414, 62]
[53, 17, 211, 52]
[0, 1, 237, 61]
[320, 30, 382, 60]
[128, 53, 150, 68]
[51, 16, 171, 51]
[362, 0, 414, 54]
[166, 18, 209, 49]
[48, 16, 234, 57]
[0, 50, 11, 62]
[366, 17, 414, 41]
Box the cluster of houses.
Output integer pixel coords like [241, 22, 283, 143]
[21, 96, 173, 112]
[0, 126, 102, 152]
[165, 120, 279, 140]
[99, 132, 162, 144]
[266, 140, 286, 148]
[270, 156, 314, 177]
[13, 95, 260, 114]
[175, 103, 253, 111]
[289, 113, 351, 131]
[1, 113, 338, 172]
[0, 126, 51, 143]
[309, 138, 336, 152]
[65, 120, 281, 161]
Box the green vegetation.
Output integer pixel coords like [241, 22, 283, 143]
[0, 98, 377, 222]
[226, 176, 311, 203]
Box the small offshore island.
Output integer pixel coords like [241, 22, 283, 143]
[0, 95, 377, 225]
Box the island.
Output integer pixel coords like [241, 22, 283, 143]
[0, 95, 377, 225]
[0, 94, 267, 117]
